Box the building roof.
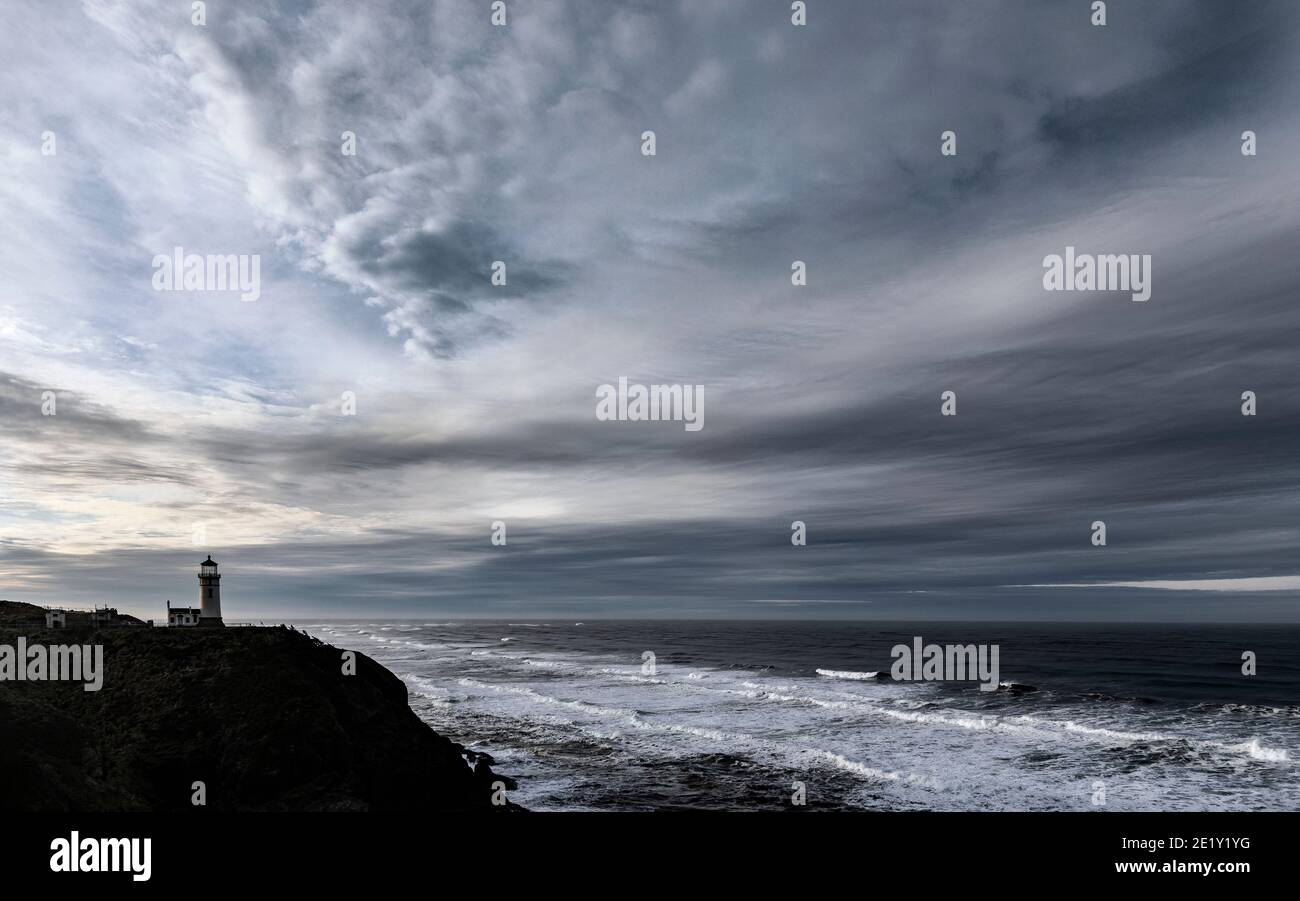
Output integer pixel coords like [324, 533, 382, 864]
[201, 555, 217, 566]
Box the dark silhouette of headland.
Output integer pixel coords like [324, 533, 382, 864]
[0, 590, 519, 812]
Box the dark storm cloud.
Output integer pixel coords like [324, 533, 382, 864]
[1038, 3, 1292, 153]
[351, 220, 572, 316]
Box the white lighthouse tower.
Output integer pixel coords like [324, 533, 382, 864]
[198, 555, 225, 627]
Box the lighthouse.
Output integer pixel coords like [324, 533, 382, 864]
[197, 555, 225, 626]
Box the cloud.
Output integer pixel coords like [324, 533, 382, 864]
[1016, 577, 1300, 592]
[1, 1, 1300, 620]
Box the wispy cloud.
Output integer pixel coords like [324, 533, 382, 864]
[2, 1, 1300, 620]
[1015, 577, 1300, 593]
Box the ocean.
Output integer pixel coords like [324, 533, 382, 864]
[297, 620, 1299, 811]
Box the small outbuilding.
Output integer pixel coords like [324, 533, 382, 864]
[167, 600, 202, 627]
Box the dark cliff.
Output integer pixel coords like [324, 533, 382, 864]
[0, 608, 517, 812]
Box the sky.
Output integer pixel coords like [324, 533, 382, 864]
[2, 0, 1300, 622]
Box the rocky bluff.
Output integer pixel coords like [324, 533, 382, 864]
[0, 604, 518, 812]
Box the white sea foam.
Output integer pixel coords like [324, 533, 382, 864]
[1231, 738, 1290, 762]
[1008, 715, 1294, 765]
[352, 624, 1299, 811]
[420, 642, 1294, 768]
[459, 677, 639, 721]
[802, 749, 943, 789]
[401, 673, 456, 706]
[816, 668, 881, 681]
[456, 675, 943, 794]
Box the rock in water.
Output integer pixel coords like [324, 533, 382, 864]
[997, 681, 1040, 694]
